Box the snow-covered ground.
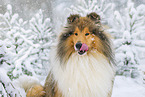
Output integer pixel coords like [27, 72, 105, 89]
[11, 75, 145, 97]
[112, 76, 145, 97]
[12, 75, 145, 97]
[13, 75, 145, 97]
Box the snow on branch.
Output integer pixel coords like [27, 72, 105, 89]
[0, 5, 54, 96]
[111, 0, 145, 78]
[68, 0, 114, 24]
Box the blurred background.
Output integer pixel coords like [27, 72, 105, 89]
[0, 0, 145, 97]
[0, 0, 145, 20]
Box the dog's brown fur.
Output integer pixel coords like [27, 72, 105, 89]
[26, 12, 115, 97]
[26, 85, 45, 97]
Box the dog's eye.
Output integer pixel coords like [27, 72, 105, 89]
[92, 29, 96, 34]
[75, 33, 78, 36]
[69, 31, 73, 35]
[85, 33, 89, 36]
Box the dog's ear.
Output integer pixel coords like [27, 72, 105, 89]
[67, 14, 80, 24]
[87, 12, 101, 23]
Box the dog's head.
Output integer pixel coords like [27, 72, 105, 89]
[57, 12, 114, 64]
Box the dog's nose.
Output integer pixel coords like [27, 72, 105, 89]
[75, 42, 82, 50]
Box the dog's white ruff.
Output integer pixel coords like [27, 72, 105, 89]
[51, 51, 115, 97]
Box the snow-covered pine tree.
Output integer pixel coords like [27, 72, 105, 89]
[0, 69, 23, 97]
[1, 6, 53, 80]
[136, 4, 145, 83]
[0, 5, 54, 96]
[0, 5, 19, 96]
[112, 0, 145, 78]
[0, 4, 37, 80]
[24, 9, 53, 80]
[0, 41, 23, 97]
[0, 5, 31, 96]
[0, 4, 27, 79]
[68, 0, 114, 25]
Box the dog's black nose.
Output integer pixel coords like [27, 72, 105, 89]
[75, 42, 82, 50]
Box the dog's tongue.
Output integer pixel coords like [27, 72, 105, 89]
[80, 43, 88, 51]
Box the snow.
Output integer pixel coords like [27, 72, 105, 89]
[3, 75, 144, 97]
[12, 75, 40, 96]
[0, 0, 145, 97]
[0, 68, 23, 97]
[112, 76, 145, 97]
[7, 4, 12, 11]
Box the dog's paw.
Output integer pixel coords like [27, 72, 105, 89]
[26, 85, 45, 97]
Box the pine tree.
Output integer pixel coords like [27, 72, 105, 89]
[68, 0, 114, 24]
[111, 0, 145, 78]
[0, 41, 23, 97]
[0, 5, 29, 96]
[0, 5, 54, 96]
[23, 9, 53, 79]
[0, 4, 25, 79]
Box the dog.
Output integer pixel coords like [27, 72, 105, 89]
[26, 12, 116, 97]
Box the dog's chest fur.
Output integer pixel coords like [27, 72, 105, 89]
[51, 52, 115, 97]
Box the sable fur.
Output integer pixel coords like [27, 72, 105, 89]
[26, 12, 115, 97]
[57, 13, 115, 65]
[46, 50, 115, 97]
[45, 12, 115, 97]
[26, 85, 45, 97]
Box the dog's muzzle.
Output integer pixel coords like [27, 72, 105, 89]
[75, 42, 88, 55]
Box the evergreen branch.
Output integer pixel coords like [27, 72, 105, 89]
[0, 80, 11, 97]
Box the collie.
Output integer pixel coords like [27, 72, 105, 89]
[26, 12, 115, 97]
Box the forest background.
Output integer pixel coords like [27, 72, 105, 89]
[0, 0, 145, 97]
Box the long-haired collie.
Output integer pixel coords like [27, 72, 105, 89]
[26, 12, 116, 97]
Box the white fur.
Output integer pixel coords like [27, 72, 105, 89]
[51, 50, 115, 97]
[13, 75, 40, 92]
